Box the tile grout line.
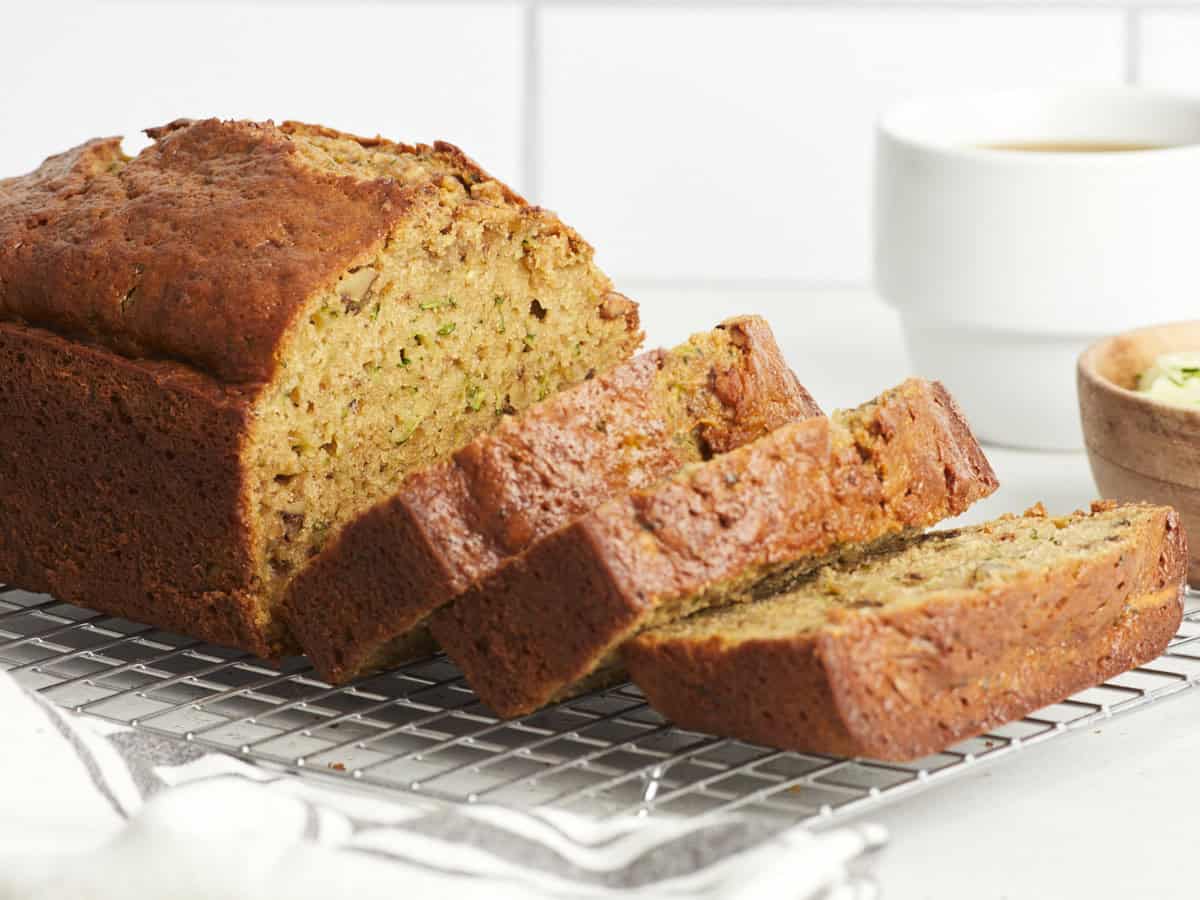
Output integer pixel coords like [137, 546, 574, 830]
[521, 1, 543, 201]
[485, 0, 1196, 9]
[617, 278, 872, 293]
[149, 0, 1200, 6]
[1124, 6, 1142, 85]
[120, 0, 1200, 9]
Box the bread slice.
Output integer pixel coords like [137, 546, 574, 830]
[283, 315, 820, 683]
[0, 119, 640, 657]
[624, 502, 1187, 761]
[431, 378, 998, 718]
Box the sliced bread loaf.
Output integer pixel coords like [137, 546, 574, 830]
[624, 502, 1186, 761]
[283, 316, 820, 682]
[431, 378, 998, 718]
[0, 119, 640, 657]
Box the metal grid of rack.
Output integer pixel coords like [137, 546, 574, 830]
[5, 583, 1200, 827]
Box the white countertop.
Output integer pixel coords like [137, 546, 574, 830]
[634, 286, 1194, 900]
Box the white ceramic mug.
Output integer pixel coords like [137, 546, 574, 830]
[874, 87, 1200, 450]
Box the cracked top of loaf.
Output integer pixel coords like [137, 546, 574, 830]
[0, 118, 541, 385]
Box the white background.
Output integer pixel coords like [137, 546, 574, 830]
[5, 1, 1200, 335]
[5, 3, 1200, 897]
[8, 0, 1198, 403]
[7, 0, 1200, 294]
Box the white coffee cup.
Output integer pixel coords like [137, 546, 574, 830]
[874, 87, 1200, 450]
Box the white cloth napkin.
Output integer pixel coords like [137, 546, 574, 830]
[0, 672, 886, 899]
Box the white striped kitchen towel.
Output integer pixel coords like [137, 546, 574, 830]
[0, 672, 885, 899]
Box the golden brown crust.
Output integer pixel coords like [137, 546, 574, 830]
[0, 320, 272, 655]
[925, 381, 1001, 514]
[0, 119, 635, 658]
[431, 378, 998, 718]
[282, 316, 820, 683]
[276, 122, 529, 206]
[0, 119, 444, 385]
[624, 505, 1187, 761]
[698, 317, 815, 455]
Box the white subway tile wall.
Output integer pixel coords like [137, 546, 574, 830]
[1139, 11, 1200, 90]
[1, 1, 1196, 348]
[1, 2, 526, 189]
[539, 7, 1125, 285]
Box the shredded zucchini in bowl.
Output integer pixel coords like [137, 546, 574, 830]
[1138, 351, 1200, 408]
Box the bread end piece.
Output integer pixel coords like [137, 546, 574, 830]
[625, 503, 1186, 761]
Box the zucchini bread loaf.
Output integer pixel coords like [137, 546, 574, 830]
[283, 316, 820, 683]
[431, 378, 999, 718]
[0, 118, 640, 658]
[624, 502, 1186, 761]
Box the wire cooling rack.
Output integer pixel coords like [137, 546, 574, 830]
[4, 583, 1200, 828]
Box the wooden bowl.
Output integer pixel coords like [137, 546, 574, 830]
[1078, 321, 1200, 583]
